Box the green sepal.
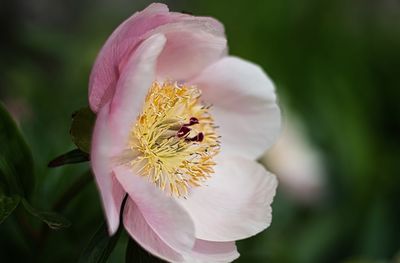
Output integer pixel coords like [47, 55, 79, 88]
[48, 148, 89, 167]
[70, 107, 96, 153]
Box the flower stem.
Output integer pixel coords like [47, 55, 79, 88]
[52, 170, 93, 212]
[36, 170, 93, 257]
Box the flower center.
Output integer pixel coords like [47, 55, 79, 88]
[129, 81, 220, 197]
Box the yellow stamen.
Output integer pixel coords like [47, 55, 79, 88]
[128, 81, 219, 197]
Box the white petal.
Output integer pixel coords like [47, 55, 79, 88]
[190, 56, 281, 160]
[178, 156, 278, 242]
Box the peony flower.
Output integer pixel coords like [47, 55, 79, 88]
[89, 3, 281, 262]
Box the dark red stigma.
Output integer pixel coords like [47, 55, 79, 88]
[186, 132, 204, 142]
[183, 117, 199, 127]
[177, 126, 191, 137]
[177, 117, 204, 142]
[189, 117, 199, 125]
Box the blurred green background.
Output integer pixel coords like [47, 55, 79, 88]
[1, 0, 399, 262]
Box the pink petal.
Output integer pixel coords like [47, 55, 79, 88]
[90, 102, 125, 235]
[152, 20, 227, 81]
[114, 165, 196, 255]
[123, 198, 184, 262]
[89, 3, 226, 112]
[89, 3, 172, 112]
[178, 156, 278, 242]
[124, 199, 239, 262]
[108, 33, 166, 155]
[90, 34, 165, 234]
[189, 56, 281, 160]
[185, 239, 239, 262]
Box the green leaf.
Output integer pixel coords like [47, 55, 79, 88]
[78, 222, 122, 263]
[70, 107, 96, 153]
[125, 238, 166, 263]
[0, 195, 20, 224]
[0, 102, 34, 197]
[21, 199, 71, 230]
[48, 148, 89, 167]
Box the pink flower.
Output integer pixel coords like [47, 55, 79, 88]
[89, 3, 281, 262]
[263, 114, 326, 205]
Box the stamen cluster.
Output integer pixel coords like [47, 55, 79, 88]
[129, 81, 220, 196]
